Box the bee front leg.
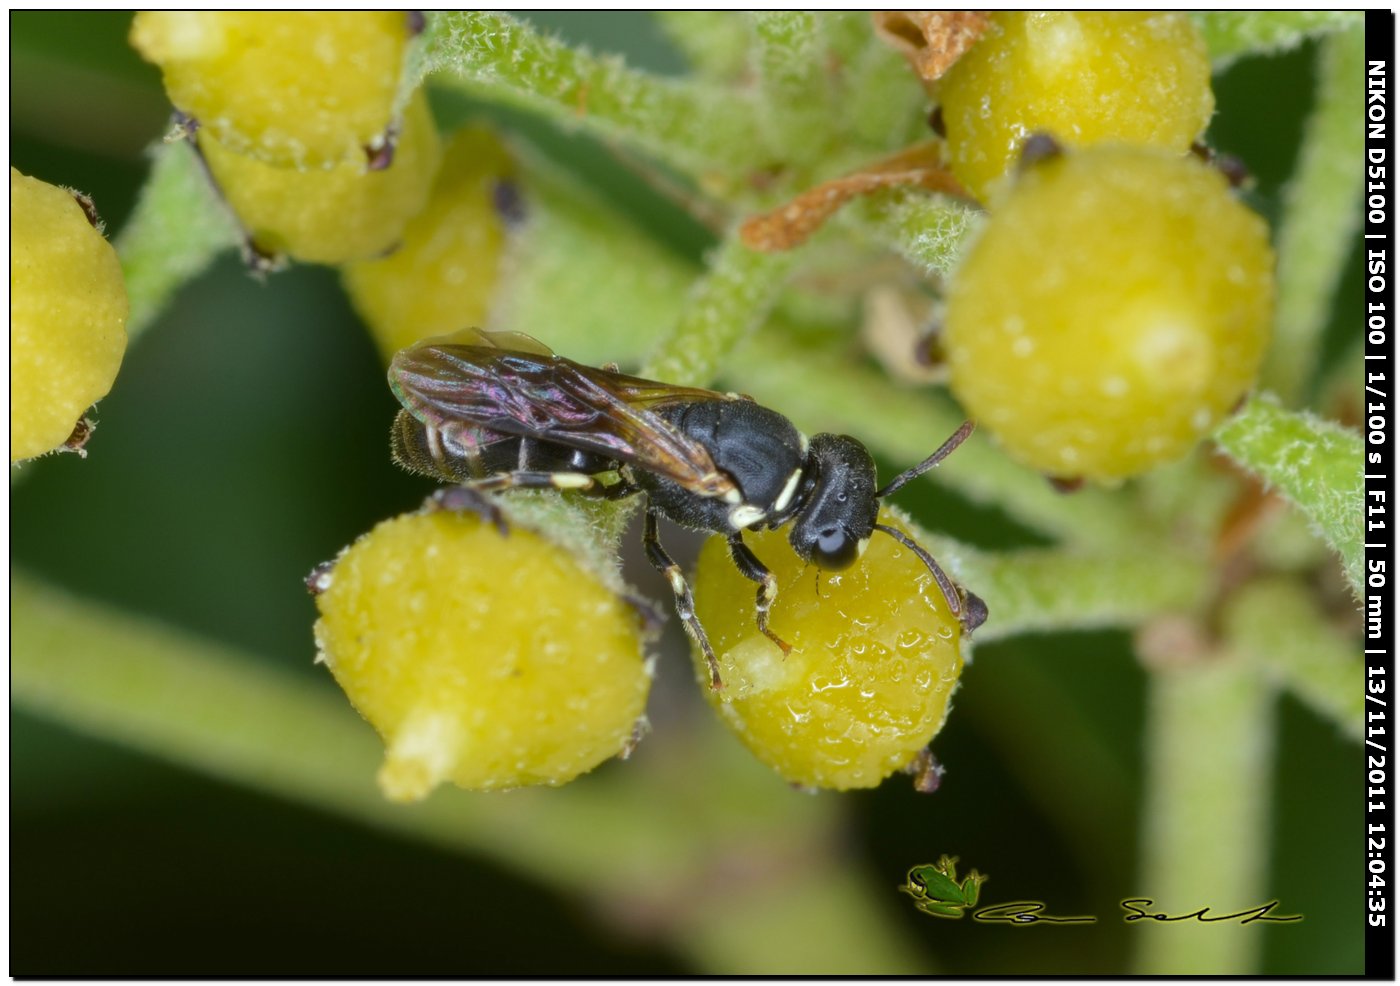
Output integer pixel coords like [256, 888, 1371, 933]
[726, 534, 791, 655]
[642, 509, 723, 690]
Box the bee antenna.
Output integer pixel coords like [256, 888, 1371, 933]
[876, 421, 975, 499]
[872, 523, 962, 619]
[873, 523, 989, 634]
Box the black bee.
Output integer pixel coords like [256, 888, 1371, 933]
[388, 329, 987, 689]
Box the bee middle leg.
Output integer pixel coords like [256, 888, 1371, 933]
[642, 509, 723, 690]
[726, 534, 791, 655]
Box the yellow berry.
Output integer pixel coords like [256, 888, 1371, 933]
[939, 12, 1213, 202]
[130, 11, 413, 169]
[342, 125, 515, 359]
[943, 146, 1275, 482]
[11, 168, 129, 462]
[313, 508, 651, 799]
[691, 509, 965, 791]
[198, 91, 440, 265]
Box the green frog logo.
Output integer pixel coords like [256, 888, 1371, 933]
[900, 855, 987, 919]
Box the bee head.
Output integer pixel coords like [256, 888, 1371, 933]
[789, 434, 879, 570]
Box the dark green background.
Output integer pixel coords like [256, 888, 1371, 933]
[11, 11, 1360, 975]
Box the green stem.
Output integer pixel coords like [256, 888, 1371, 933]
[728, 331, 1145, 549]
[641, 232, 798, 387]
[1263, 26, 1365, 403]
[1191, 11, 1364, 68]
[937, 543, 1210, 646]
[114, 139, 239, 337]
[1225, 578, 1363, 741]
[11, 570, 926, 974]
[1133, 654, 1275, 974]
[1214, 393, 1364, 595]
[421, 12, 764, 179]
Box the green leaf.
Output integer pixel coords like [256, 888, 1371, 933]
[1191, 11, 1364, 68]
[115, 139, 239, 337]
[1214, 393, 1364, 595]
[420, 12, 764, 179]
[654, 11, 751, 81]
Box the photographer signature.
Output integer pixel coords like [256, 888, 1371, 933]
[901, 858, 1302, 926]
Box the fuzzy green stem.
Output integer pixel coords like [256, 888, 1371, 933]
[848, 187, 980, 276]
[1214, 393, 1364, 595]
[749, 12, 821, 99]
[115, 139, 239, 337]
[495, 141, 698, 365]
[728, 332, 1145, 549]
[654, 11, 751, 81]
[747, 12, 831, 166]
[641, 233, 798, 387]
[11, 570, 927, 974]
[1263, 26, 1365, 403]
[839, 23, 930, 151]
[420, 12, 764, 179]
[1225, 578, 1363, 741]
[1191, 11, 1365, 68]
[1133, 655, 1275, 974]
[941, 544, 1210, 646]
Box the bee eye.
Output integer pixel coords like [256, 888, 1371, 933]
[812, 526, 858, 569]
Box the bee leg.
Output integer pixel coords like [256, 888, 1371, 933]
[642, 509, 723, 690]
[428, 471, 601, 535]
[618, 589, 668, 634]
[617, 714, 651, 760]
[469, 470, 598, 494]
[427, 485, 509, 537]
[902, 747, 944, 794]
[726, 534, 791, 655]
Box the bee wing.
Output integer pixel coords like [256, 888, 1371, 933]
[389, 331, 738, 498]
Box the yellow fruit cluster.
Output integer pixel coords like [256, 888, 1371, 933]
[944, 147, 1275, 482]
[312, 507, 652, 800]
[132, 11, 436, 266]
[935, 12, 1274, 481]
[11, 168, 129, 462]
[197, 93, 440, 265]
[343, 126, 517, 359]
[938, 12, 1213, 202]
[130, 11, 413, 169]
[692, 509, 965, 790]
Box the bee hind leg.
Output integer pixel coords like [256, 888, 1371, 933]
[426, 485, 509, 536]
[642, 509, 723, 690]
